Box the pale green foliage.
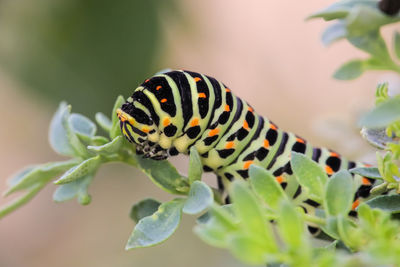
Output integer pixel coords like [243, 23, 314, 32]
[2, 1, 400, 266]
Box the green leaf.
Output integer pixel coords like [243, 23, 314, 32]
[130, 198, 161, 223]
[230, 181, 278, 253]
[321, 22, 347, 46]
[194, 224, 230, 248]
[194, 204, 239, 248]
[69, 113, 97, 140]
[0, 182, 47, 219]
[364, 195, 400, 213]
[95, 112, 112, 132]
[325, 170, 354, 216]
[110, 95, 125, 139]
[136, 156, 189, 195]
[359, 97, 400, 128]
[347, 31, 390, 61]
[90, 136, 110, 146]
[277, 200, 306, 249]
[53, 174, 93, 205]
[395, 32, 400, 60]
[49, 102, 90, 157]
[188, 146, 203, 184]
[125, 199, 184, 249]
[333, 59, 364, 80]
[5, 159, 80, 195]
[360, 127, 393, 149]
[228, 234, 268, 265]
[183, 181, 213, 215]
[291, 152, 328, 203]
[49, 102, 76, 156]
[321, 217, 340, 240]
[249, 165, 287, 209]
[357, 203, 375, 226]
[349, 167, 382, 179]
[87, 136, 124, 154]
[54, 156, 102, 185]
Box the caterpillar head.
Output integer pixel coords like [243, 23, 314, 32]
[117, 98, 168, 160]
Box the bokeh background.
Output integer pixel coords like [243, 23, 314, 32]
[0, 1, 394, 266]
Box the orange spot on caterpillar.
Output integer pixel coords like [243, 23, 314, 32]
[263, 139, 270, 148]
[243, 161, 253, 170]
[296, 137, 305, 143]
[248, 107, 254, 112]
[198, 92, 206, 98]
[145, 79, 150, 83]
[208, 128, 220, 137]
[352, 199, 360, 210]
[224, 104, 230, 112]
[362, 177, 372, 186]
[163, 118, 170, 127]
[243, 120, 250, 130]
[270, 123, 277, 130]
[225, 88, 231, 92]
[325, 165, 334, 175]
[194, 77, 201, 82]
[276, 176, 285, 184]
[225, 141, 235, 149]
[156, 85, 162, 90]
[330, 152, 340, 157]
[142, 128, 149, 133]
[191, 118, 199, 127]
[161, 98, 167, 103]
[364, 163, 372, 167]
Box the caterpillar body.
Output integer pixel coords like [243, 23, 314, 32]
[117, 70, 374, 225]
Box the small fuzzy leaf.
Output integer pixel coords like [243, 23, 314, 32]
[0, 183, 46, 219]
[277, 200, 306, 249]
[53, 174, 93, 205]
[230, 181, 278, 252]
[325, 170, 354, 216]
[321, 217, 340, 240]
[5, 159, 79, 195]
[360, 127, 394, 149]
[364, 195, 400, 213]
[110, 95, 125, 139]
[249, 165, 287, 209]
[194, 224, 229, 248]
[130, 198, 161, 223]
[291, 152, 328, 202]
[321, 22, 347, 46]
[49, 102, 89, 157]
[349, 167, 382, 179]
[333, 60, 364, 80]
[228, 234, 268, 265]
[90, 136, 110, 146]
[188, 146, 203, 184]
[6, 166, 36, 188]
[87, 136, 124, 154]
[194, 204, 239, 248]
[49, 102, 76, 156]
[54, 156, 101, 185]
[359, 97, 400, 128]
[69, 113, 97, 139]
[95, 112, 112, 132]
[136, 156, 189, 195]
[183, 181, 213, 215]
[125, 199, 184, 249]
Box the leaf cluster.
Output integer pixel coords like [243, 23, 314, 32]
[310, 0, 400, 79]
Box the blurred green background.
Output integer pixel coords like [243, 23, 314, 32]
[0, 0, 181, 115]
[0, 0, 385, 266]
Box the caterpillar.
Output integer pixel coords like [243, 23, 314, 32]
[117, 70, 375, 229]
